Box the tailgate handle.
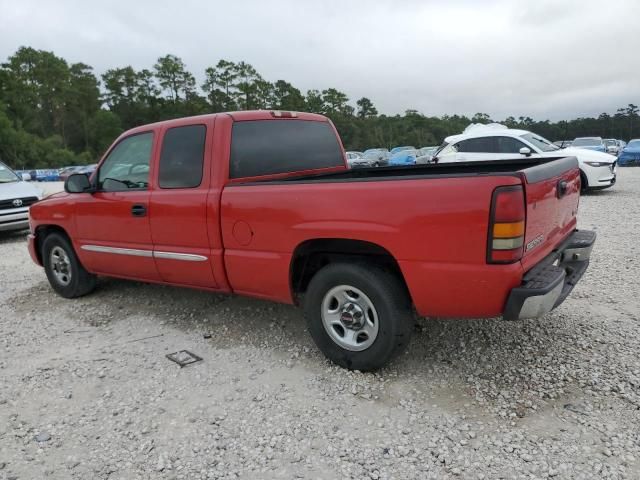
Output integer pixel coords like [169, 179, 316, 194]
[557, 180, 568, 198]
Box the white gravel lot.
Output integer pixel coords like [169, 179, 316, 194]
[1, 171, 639, 480]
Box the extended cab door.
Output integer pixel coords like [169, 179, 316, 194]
[148, 121, 219, 288]
[74, 131, 160, 280]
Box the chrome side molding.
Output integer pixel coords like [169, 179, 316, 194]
[81, 244, 153, 257]
[81, 245, 208, 262]
[153, 251, 208, 262]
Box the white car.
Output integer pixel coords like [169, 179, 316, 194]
[0, 161, 43, 232]
[433, 125, 617, 191]
[345, 151, 373, 168]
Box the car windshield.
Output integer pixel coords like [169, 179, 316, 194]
[520, 133, 559, 152]
[0, 161, 20, 183]
[628, 140, 640, 148]
[572, 138, 601, 147]
[604, 139, 616, 146]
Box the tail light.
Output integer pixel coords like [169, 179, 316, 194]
[487, 185, 525, 264]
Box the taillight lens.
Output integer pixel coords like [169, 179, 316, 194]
[488, 185, 525, 264]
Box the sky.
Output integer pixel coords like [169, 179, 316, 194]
[1, 0, 638, 121]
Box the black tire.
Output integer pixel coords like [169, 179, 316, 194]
[580, 170, 589, 192]
[304, 263, 413, 371]
[42, 232, 96, 298]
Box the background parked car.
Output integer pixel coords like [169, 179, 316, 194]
[433, 126, 616, 190]
[0, 160, 43, 232]
[346, 151, 373, 168]
[390, 146, 415, 155]
[388, 149, 419, 166]
[77, 163, 97, 177]
[603, 138, 621, 156]
[362, 148, 390, 165]
[59, 165, 84, 181]
[572, 137, 607, 153]
[617, 139, 640, 166]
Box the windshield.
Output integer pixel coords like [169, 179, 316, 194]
[604, 139, 616, 146]
[572, 138, 601, 147]
[628, 140, 640, 148]
[0, 161, 20, 183]
[520, 133, 559, 152]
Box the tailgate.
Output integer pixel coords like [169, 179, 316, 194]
[520, 156, 581, 271]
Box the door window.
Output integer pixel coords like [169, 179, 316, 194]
[98, 132, 153, 191]
[158, 125, 206, 189]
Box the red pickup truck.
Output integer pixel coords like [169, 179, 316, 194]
[28, 111, 595, 370]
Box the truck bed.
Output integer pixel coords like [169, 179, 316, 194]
[241, 156, 576, 184]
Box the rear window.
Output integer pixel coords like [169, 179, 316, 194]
[158, 125, 206, 189]
[229, 120, 344, 178]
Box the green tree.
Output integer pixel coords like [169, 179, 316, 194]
[154, 54, 196, 102]
[202, 60, 238, 111]
[305, 89, 324, 113]
[322, 88, 353, 116]
[356, 97, 377, 118]
[272, 80, 306, 111]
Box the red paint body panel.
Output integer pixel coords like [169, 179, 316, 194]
[520, 169, 580, 272]
[27, 111, 583, 320]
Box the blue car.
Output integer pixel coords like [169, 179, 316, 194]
[388, 149, 418, 166]
[389, 146, 415, 155]
[617, 139, 640, 166]
[572, 137, 607, 153]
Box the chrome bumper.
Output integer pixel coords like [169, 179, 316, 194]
[503, 230, 596, 320]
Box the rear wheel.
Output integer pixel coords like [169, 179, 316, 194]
[304, 263, 413, 371]
[42, 233, 96, 298]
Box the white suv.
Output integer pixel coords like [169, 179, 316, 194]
[0, 161, 43, 232]
[434, 126, 617, 191]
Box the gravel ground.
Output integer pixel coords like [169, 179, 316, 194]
[1, 171, 639, 480]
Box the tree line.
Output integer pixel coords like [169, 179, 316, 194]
[0, 46, 638, 169]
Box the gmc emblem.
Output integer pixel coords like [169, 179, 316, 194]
[526, 234, 544, 252]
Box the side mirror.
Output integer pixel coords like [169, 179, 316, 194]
[519, 147, 532, 157]
[65, 173, 92, 193]
[21, 173, 31, 181]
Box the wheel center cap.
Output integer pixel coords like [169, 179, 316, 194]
[340, 302, 365, 330]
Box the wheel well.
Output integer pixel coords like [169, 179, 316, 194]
[290, 238, 410, 304]
[34, 225, 71, 264]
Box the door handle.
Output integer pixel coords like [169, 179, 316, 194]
[131, 204, 147, 217]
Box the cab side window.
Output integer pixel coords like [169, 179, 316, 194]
[158, 125, 206, 189]
[98, 132, 153, 192]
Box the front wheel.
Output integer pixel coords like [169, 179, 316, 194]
[580, 170, 589, 192]
[304, 263, 413, 371]
[42, 233, 97, 298]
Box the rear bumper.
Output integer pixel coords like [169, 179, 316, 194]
[503, 230, 595, 320]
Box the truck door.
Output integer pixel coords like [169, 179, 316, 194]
[74, 131, 160, 280]
[148, 122, 219, 288]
